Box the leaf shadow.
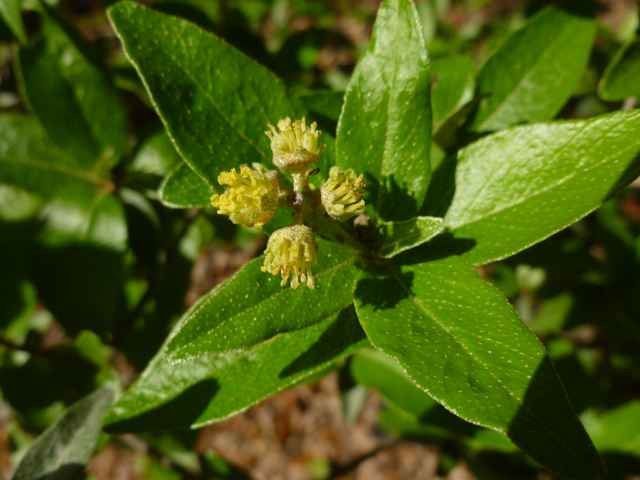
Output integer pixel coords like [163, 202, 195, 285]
[364, 172, 421, 223]
[354, 264, 415, 312]
[278, 306, 367, 378]
[103, 379, 219, 433]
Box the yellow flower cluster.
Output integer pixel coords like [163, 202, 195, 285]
[261, 225, 318, 289]
[265, 117, 324, 173]
[210, 165, 278, 229]
[321, 166, 366, 221]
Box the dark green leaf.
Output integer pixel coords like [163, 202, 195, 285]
[428, 110, 640, 266]
[379, 216, 444, 258]
[11, 387, 114, 480]
[431, 55, 475, 129]
[0, 115, 108, 198]
[336, 0, 432, 222]
[354, 253, 603, 480]
[298, 91, 344, 122]
[19, 7, 127, 167]
[470, 4, 596, 132]
[165, 239, 360, 362]
[103, 305, 367, 432]
[160, 163, 213, 208]
[0, 0, 25, 42]
[599, 37, 640, 101]
[33, 187, 127, 335]
[108, 2, 332, 189]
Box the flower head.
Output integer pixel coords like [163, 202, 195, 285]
[210, 165, 279, 229]
[265, 117, 324, 172]
[321, 166, 366, 220]
[261, 225, 318, 289]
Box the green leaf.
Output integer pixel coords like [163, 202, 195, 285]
[160, 163, 213, 208]
[426, 110, 640, 266]
[103, 305, 367, 432]
[599, 37, 640, 101]
[129, 128, 181, 178]
[165, 239, 360, 363]
[430, 55, 475, 129]
[336, 0, 432, 222]
[11, 387, 115, 480]
[379, 216, 444, 258]
[470, 4, 596, 132]
[33, 187, 127, 335]
[354, 252, 604, 480]
[108, 2, 332, 189]
[0, 115, 109, 198]
[19, 7, 128, 168]
[0, 0, 25, 43]
[298, 91, 344, 122]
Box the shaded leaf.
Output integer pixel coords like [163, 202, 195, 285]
[160, 163, 213, 209]
[11, 387, 114, 480]
[427, 110, 640, 266]
[599, 37, 640, 101]
[470, 4, 595, 132]
[19, 7, 127, 167]
[103, 305, 367, 432]
[354, 252, 603, 480]
[165, 239, 360, 363]
[379, 216, 444, 258]
[108, 2, 332, 189]
[0, 0, 25, 43]
[336, 0, 432, 222]
[299, 91, 344, 122]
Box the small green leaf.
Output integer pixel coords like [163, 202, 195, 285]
[379, 216, 444, 258]
[129, 128, 181, 178]
[299, 91, 344, 122]
[11, 387, 115, 480]
[599, 37, 640, 101]
[470, 4, 596, 132]
[108, 2, 332, 189]
[160, 163, 213, 208]
[0, 0, 25, 43]
[430, 55, 475, 129]
[336, 0, 432, 222]
[19, 7, 127, 167]
[33, 187, 128, 335]
[354, 252, 604, 480]
[427, 110, 640, 266]
[103, 306, 367, 432]
[165, 239, 360, 363]
[0, 115, 108, 198]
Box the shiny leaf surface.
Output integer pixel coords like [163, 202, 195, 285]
[160, 163, 213, 208]
[379, 216, 444, 258]
[336, 0, 432, 222]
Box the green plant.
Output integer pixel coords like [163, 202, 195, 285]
[3, 0, 640, 479]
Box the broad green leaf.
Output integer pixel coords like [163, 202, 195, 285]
[0, 115, 108, 198]
[19, 7, 127, 168]
[160, 163, 213, 208]
[165, 239, 360, 363]
[103, 305, 367, 432]
[379, 216, 444, 258]
[470, 4, 595, 132]
[0, 0, 25, 42]
[354, 252, 604, 480]
[33, 187, 127, 335]
[430, 55, 475, 129]
[425, 110, 640, 266]
[336, 0, 432, 222]
[11, 387, 114, 480]
[299, 91, 344, 122]
[108, 2, 332, 189]
[599, 37, 640, 101]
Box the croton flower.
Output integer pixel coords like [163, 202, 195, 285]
[265, 117, 324, 173]
[261, 225, 318, 289]
[210, 164, 279, 229]
[321, 166, 366, 220]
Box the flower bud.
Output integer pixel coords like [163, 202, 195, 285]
[265, 117, 324, 172]
[210, 165, 279, 229]
[261, 225, 318, 289]
[321, 166, 365, 221]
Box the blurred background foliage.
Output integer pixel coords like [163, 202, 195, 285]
[1, 0, 640, 479]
